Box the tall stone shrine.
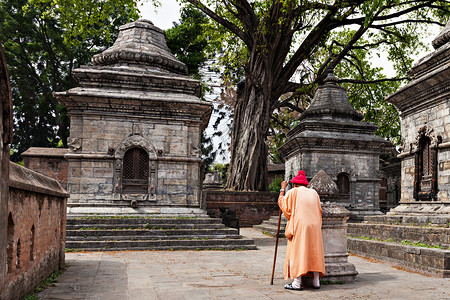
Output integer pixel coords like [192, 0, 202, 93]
[55, 20, 212, 215]
[385, 20, 450, 215]
[279, 72, 392, 220]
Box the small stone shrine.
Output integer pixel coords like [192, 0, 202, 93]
[279, 72, 391, 219]
[309, 170, 357, 283]
[385, 20, 450, 215]
[55, 19, 212, 214]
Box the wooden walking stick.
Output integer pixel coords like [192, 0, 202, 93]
[270, 208, 283, 285]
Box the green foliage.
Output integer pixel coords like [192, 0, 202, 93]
[201, 132, 216, 174]
[0, 0, 139, 161]
[401, 239, 443, 249]
[166, 5, 209, 79]
[208, 163, 229, 185]
[268, 176, 284, 192]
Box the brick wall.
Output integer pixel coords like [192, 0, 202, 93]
[2, 163, 68, 300]
[205, 190, 279, 227]
[22, 147, 69, 189]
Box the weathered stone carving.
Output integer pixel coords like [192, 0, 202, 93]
[67, 137, 82, 152]
[115, 134, 157, 159]
[412, 124, 439, 150]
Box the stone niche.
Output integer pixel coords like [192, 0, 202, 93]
[385, 21, 450, 215]
[279, 72, 392, 220]
[55, 19, 212, 213]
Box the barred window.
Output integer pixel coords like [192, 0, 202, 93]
[415, 136, 438, 200]
[122, 148, 149, 193]
[337, 173, 350, 195]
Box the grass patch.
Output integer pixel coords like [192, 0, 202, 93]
[24, 264, 68, 299]
[349, 236, 444, 249]
[78, 227, 103, 231]
[401, 239, 443, 249]
[262, 230, 275, 237]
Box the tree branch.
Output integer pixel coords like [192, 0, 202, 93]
[185, 0, 252, 47]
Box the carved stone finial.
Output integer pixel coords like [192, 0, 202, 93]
[309, 170, 339, 196]
[324, 70, 338, 85]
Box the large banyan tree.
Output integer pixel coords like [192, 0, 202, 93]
[187, 1, 448, 191]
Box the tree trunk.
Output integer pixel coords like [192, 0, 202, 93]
[225, 60, 273, 191]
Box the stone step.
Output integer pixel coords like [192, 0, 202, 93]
[65, 238, 257, 251]
[66, 234, 242, 241]
[348, 223, 450, 247]
[348, 237, 450, 278]
[66, 228, 238, 237]
[67, 217, 222, 225]
[66, 244, 257, 251]
[253, 214, 287, 237]
[363, 215, 450, 226]
[65, 215, 254, 251]
[66, 223, 225, 230]
[262, 217, 287, 227]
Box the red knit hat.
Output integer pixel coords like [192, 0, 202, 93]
[291, 170, 309, 185]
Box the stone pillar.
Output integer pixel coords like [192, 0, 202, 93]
[0, 42, 13, 298]
[310, 170, 358, 283]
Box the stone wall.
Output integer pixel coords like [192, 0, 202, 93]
[2, 163, 68, 300]
[398, 100, 450, 203]
[64, 118, 203, 207]
[205, 190, 279, 227]
[22, 147, 69, 189]
[285, 151, 381, 210]
[348, 238, 449, 277]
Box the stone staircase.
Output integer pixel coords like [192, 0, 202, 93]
[253, 214, 287, 237]
[348, 215, 450, 277]
[65, 214, 257, 251]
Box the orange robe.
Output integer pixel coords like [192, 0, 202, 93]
[278, 186, 325, 279]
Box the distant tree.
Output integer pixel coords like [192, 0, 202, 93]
[166, 5, 210, 79]
[182, 0, 449, 191]
[0, 0, 140, 161]
[166, 5, 217, 174]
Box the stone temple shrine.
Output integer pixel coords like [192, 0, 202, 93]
[55, 19, 212, 214]
[279, 72, 392, 219]
[385, 20, 450, 214]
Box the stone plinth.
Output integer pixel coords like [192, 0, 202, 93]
[55, 20, 212, 213]
[279, 72, 391, 219]
[311, 170, 357, 283]
[321, 202, 358, 282]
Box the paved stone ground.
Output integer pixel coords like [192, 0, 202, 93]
[38, 228, 449, 300]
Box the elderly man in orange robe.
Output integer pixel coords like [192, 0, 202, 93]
[278, 170, 325, 290]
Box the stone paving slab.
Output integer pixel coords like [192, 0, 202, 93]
[38, 228, 449, 300]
